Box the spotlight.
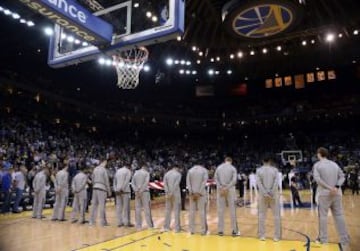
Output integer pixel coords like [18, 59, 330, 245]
[61, 33, 67, 39]
[133, 2, 139, 8]
[19, 19, 26, 24]
[352, 60, 357, 64]
[105, 59, 112, 66]
[180, 60, 185, 65]
[151, 16, 158, 22]
[186, 70, 191, 75]
[210, 58, 214, 62]
[338, 33, 343, 38]
[186, 61, 191, 66]
[311, 39, 316, 44]
[215, 71, 220, 75]
[98, 58, 105, 65]
[174, 60, 179, 64]
[179, 69, 185, 74]
[3, 9, 11, 15]
[198, 51, 203, 56]
[67, 36, 75, 42]
[0, 6, 3, 11]
[302, 40, 307, 46]
[166, 58, 173, 66]
[237, 51, 243, 58]
[12, 13, 20, 19]
[143, 65, 150, 72]
[216, 57, 220, 61]
[27, 21, 35, 27]
[230, 54, 235, 59]
[262, 48, 268, 54]
[192, 70, 197, 75]
[196, 60, 201, 64]
[354, 30, 359, 35]
[82, 42, 89, 46]
[44, 27, 54, 36]
[325, 33, 335, 42]
[177, 36, 181, 41]
[276, 46, 282, 51]
[208, 69, 214, 75]
[250, 50, 255, 56]
[227, 70, 232, 75]
[192, 46, 197, 51]
[75, 39, 81, 44]
[146, 11, 152, 18]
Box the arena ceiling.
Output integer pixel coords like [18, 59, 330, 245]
[0, 0, 359, 88]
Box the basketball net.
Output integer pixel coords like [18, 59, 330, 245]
[112, 47, 149, 89]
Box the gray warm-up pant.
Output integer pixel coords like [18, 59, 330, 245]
[135, 192, 153, 229]
[32, 190, 46, 218]
[90, 189, 108, 225]
[318, 194, 350, 245]
[164, 195, 181, 231]
[71, 190, 87, 222]
[115, 193, 130, 225]
[189, 195, 208, 233]
[258, 195, 281, 239]
[52, 189, 69, 220]
[217, 187, 238, 233]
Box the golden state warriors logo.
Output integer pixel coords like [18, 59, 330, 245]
[231, 4, 294, 38]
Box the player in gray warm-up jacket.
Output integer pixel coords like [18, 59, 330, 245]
[131, 165, 153, 230]
[71, 166, 88, 224]
[313, 147, 350, 249]
[187, 165, 209, 235]
[32, 166, 49, 219]
[163, 166, 182, 232]
[89, 160, 111, 226]
[256, 155, 281, 241]
[52, 165, 69, 221]
[113, 165, 132, 227]
[215, 157, 240, 236]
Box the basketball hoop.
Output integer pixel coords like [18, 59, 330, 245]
[112, 47, 149, 89]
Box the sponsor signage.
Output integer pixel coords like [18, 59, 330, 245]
[19, 0, 113, 44]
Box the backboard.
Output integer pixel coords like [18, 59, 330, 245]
[48, 0, 185, 68]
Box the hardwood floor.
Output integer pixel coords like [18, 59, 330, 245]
[0, 190, 359, 251]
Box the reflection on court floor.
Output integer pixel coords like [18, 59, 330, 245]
[76, 230, 340, 251]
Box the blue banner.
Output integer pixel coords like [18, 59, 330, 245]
[19, 0, 113, 45]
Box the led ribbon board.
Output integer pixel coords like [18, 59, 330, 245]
[18, 0, 113, 45]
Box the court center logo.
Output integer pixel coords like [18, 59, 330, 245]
[222, 1, 302, 39]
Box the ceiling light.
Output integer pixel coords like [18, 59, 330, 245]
[227, 70, 232, 75]
[192, 70, 197, 75]
[0, 6, 4, 11]
[262, 48, 268, 54]
[276, 46, 282, 51]
[338, 33, 343, 38]
[354, 30, 359, 35]
[237, 51, 243, 58]
[215, 71, 220, 75]
[177, 36, 181, 41]
[210, 58, 214, 62]
[250, 50, 255, 56]
[198, 51, 203, 56]
[19, 19, 26, 24]
[192, 46, 197, 51]
[27, 21, 35, 27]
[352, 60, 357, 64]
[75, 39, 80, 44]
[44, 27, 54, 36]
[186, 61, 191, 66]
[67, 36, 75, 42]
[302, 40, 307, 46]
[151, 16, 158, 22]
[196, 60, 201, 64]
[208, 69, 214, 75]
[186, 70, 191, 75]
[4, 9, 11, 15]
[12, 13, 20, 19]
[82, 42, 89, 46]
[133, 2, 139, 8]
[146, 11, 152, 18]
[174, 60, 179, 64]
[180, 60, 185, 65]
[105, 59, 112, 66]
[166, 58, 173, 66]
[179, 69, 185, 74]
[325, 33, 335, 42]
[216, 57, 220, 61]
[311, 39, 316, 44]
[230, 54, 235, 59]
[143, 65, 150, 72]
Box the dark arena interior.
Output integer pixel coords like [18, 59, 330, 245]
[0, 0, 360, 251]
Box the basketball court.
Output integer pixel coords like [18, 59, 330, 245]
[0, 192, 359, 251]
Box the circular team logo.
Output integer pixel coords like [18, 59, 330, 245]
[231, 4, 294, 38]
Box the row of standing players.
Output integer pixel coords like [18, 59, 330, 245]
[31, 149, 350, 248]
